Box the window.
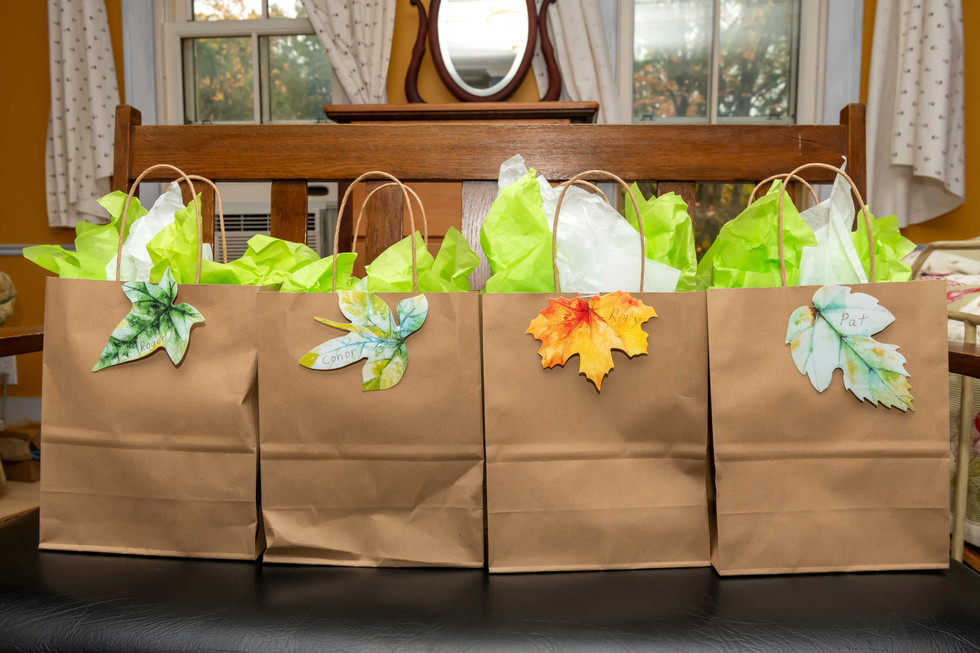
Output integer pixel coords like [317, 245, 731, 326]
[630, 0, 801, 124]
[619, 0, 824, 256]
[164, 0, 338, 125]
[159, 1, 341, 257]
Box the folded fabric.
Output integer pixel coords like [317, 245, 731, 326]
[695, 181, 817, 289]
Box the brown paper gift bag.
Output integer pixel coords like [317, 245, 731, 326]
[257, 172, 485, 567]
[708, 164, 950, 575]
[40, 166, 262, 559]
[483, 171, 711, 573]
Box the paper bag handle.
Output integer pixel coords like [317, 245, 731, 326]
[185, 175, 228, 266]
[776, 163, 874, 287]
[352, 182, 429, 253]
[748, 174, 819, 205]
[556, 179, 610, 204]
[552, 170, 645, 293]
[118, 164, 221, 284]
[333, 171, 420, 292]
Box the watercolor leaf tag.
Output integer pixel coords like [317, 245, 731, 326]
[527, 290, 657, 390]
[93, 267, 204, 371]
[299, 290, 428, 391]
[786, 284, 912, 411]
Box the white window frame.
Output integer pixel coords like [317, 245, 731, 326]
[159, 0, 345, 126]
[616, 0, 828, 125]
[138, 1, 339, 248]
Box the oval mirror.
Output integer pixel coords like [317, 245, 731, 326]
[435, 0, 530, 98]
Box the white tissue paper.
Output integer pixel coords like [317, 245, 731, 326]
[498, 155, 682, 293]
[797, 172, 868, 286]
[105, 182, 214, 281]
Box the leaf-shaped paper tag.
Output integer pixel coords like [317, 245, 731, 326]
[527, 291, 657, 390]
[299, 291, 428, 391]
[93, 267, 205, 371]
[786, 284, 913, 410]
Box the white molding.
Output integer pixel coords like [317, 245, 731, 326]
[616, 1, 634, 125]
[709, 0, 720, 124]
[821, 0, 864, 123]
[154, 1, 169, 127]
[165, 17, 313, 37]
[2, 398, 42, 423]
[796, 0, 828, 125]
[251, 32, 261, 122]
[121, 0, 158, 124]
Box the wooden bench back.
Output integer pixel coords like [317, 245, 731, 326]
[111, 104, 866, 260]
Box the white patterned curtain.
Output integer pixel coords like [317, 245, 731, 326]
[866, 0, 965, 227]
[45, 0, 120, 227]
[530, 0, 622, 124]
[302, 0, 396, 103]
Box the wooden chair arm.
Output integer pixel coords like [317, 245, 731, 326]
[0, 326, 44, 357]
[949, 311, 980, 327]
[910, 240, 980, 278]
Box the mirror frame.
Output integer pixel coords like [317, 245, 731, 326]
[406, 0, 562, 103]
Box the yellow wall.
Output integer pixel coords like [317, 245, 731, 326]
[862, 0, 977, 242]
[0, 1, 124, 398]
[375, 1, 538, 278]
[386, 0, 540, 103]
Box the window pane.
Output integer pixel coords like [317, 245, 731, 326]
[263, 35, 332, 122]
[183, 37, 254, 123]
[633, 0, 712, 121]
[193, 0, 262, 20]
[269, 1, 307, 18]
[718, 0, 798, 119]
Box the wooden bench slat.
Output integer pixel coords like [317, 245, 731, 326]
[0, 326, 44, 357]
[128, 123, 849, 184]
[950, 341, 980, 378]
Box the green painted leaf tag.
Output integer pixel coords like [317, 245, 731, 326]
[786, 284, 913, 411]
[93, 268, 205, 371]
[299, 291, 427, 391]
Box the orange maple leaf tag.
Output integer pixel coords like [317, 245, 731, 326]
[526, 291, 657, 390]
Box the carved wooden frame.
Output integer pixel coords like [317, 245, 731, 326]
[405, 0, 562, 103]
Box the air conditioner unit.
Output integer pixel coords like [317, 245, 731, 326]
[213, 183, 337, 260]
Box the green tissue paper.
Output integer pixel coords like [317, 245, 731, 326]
[201, 234, 357, 291]
[280, 253, 358, 292]
[364, 226, 479, 292]
[479, 169, 555, 293]
[851, 211, 917, 283]
[147, 197, 209, 283]
[24, 192, 149, 280]
[624, 185, 698, 292]
[695, 182, 817, 289]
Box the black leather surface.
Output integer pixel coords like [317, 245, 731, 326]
[1, 511, 978, 652]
